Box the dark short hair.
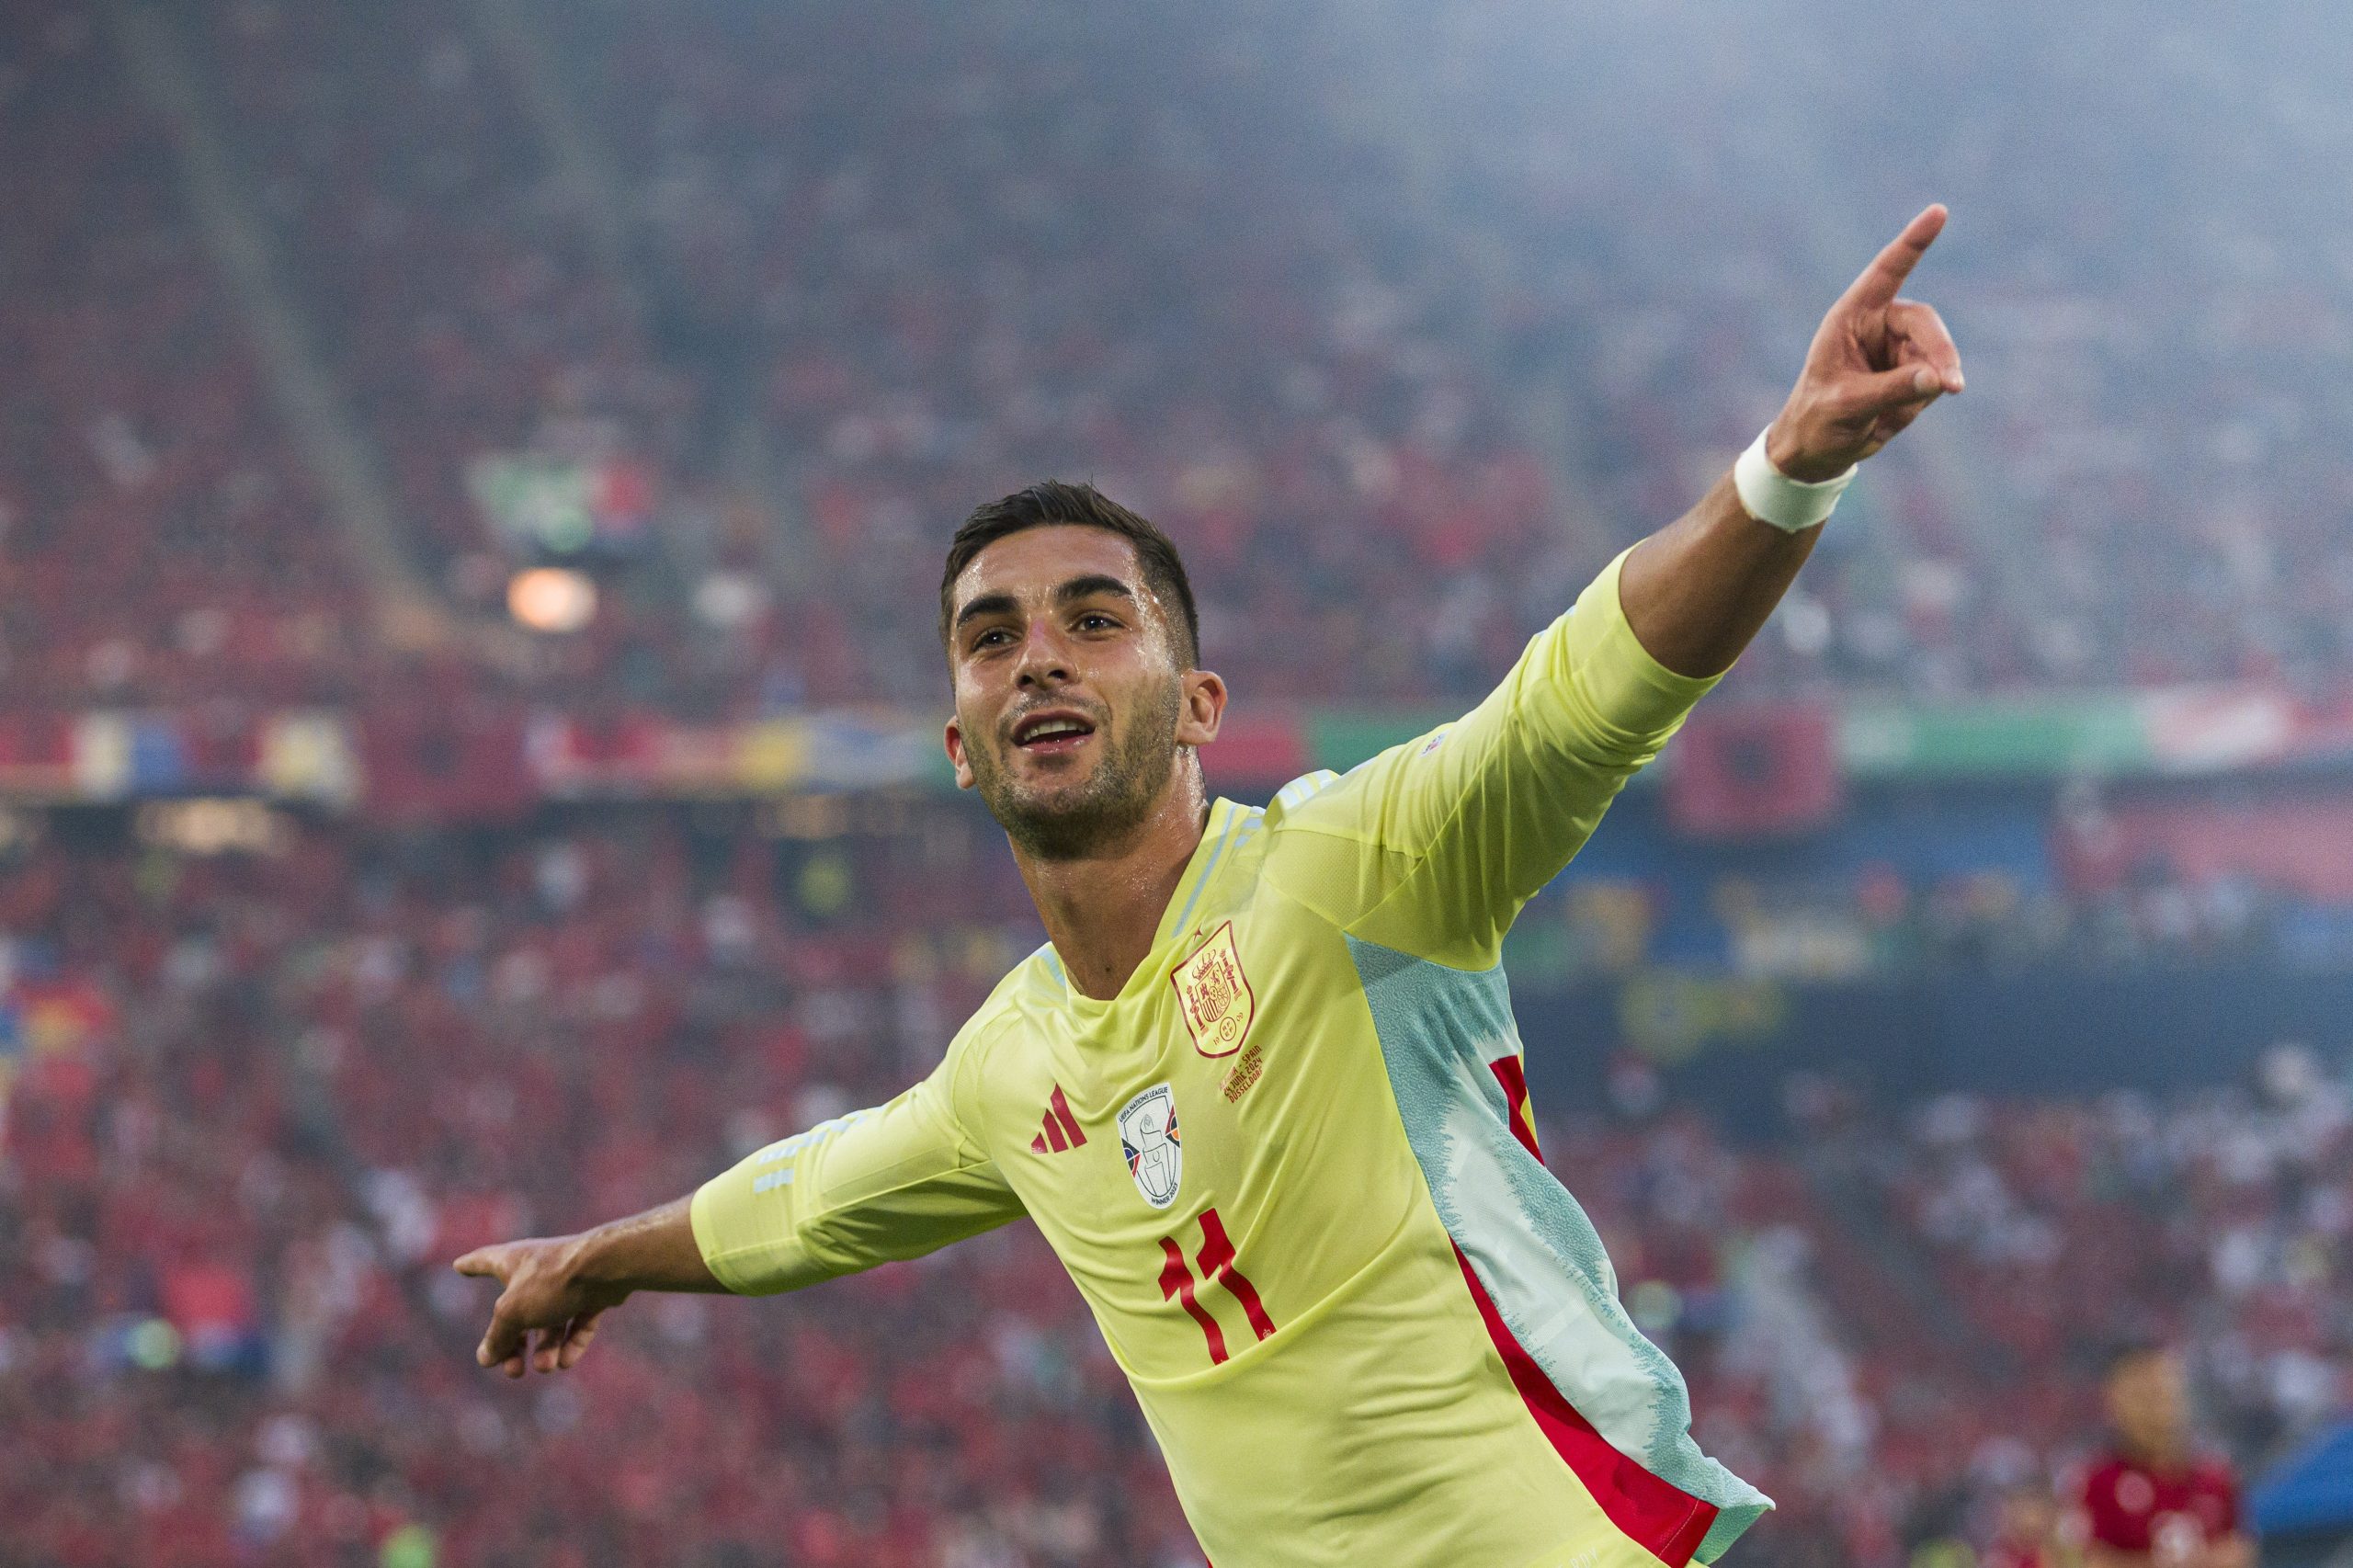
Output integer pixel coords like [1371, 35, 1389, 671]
[938, 481, 1200, 668]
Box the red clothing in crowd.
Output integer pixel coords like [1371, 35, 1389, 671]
[2074, 1450, 2240, 1558]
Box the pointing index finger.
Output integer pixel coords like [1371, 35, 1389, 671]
[1841, 204, 1948, 312]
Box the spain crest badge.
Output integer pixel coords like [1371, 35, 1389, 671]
[1170, 921, 1254, 1059]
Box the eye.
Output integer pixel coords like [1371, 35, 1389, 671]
[1076, 612, 1119, 631]
[970, 627, 1012, 651]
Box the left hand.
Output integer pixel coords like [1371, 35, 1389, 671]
[1767, 204, 1965, 482]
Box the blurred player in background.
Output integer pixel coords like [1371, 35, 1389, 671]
[2071, 1345, 2255, 1568]
[456, 209, 1966, 1567]
[1986, 1482, 2064, 1568]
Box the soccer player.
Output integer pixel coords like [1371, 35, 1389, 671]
[2068, 1345, 2253, 1568]
[458, 207, 1967, 1567]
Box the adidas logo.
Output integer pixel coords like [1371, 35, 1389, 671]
[1029, 1085, 1087, 1153]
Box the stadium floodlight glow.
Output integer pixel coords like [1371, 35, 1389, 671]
[507, 567, 597, 633]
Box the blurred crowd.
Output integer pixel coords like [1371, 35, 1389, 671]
[3, 812, 2347, 1567]
[0, 1, 364, 714]
[1337, 0, 2353, 698]
[12, 0, 2353, 719]
[1762, 1059, 2351, 1568]
[1504, 849, 2353, 991]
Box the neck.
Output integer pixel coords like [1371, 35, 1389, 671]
[2121, 1432, 2186, 1470]
[1013, 770, 1211, 1001]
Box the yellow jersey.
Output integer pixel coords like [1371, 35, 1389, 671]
[692, 550, 1771, 1568]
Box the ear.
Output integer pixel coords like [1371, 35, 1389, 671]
[943, 715, 976, 790]
[1176, 668, 1227, 750]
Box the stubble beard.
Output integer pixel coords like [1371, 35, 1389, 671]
[966, 677, 1184, 861]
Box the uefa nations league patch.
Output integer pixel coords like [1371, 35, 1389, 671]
[1118, 1084, 1183, 1210]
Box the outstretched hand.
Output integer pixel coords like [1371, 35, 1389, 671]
[1768, 204, 1965, 482]
[453, 1234, 626, 1379]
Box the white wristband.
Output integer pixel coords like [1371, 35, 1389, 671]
[1733, 427, 1853, 533]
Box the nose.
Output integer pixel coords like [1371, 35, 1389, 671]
[1013, 621, 1072, 689]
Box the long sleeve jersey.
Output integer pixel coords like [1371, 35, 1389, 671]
[692, 549, 1772, 1568]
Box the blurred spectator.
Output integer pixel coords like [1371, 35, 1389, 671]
[2067, 1346, 2251, 1568]
[1985, 1483, 2061, 1568]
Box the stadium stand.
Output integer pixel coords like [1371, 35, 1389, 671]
[16, 0, 2353, 712]
[0, 0, 364, 714]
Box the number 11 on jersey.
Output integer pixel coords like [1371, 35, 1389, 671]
[1156, 1206, 1276, 1365]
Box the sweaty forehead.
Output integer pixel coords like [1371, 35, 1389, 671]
[952, 525, 1155, 615]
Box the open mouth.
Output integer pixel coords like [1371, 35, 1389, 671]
[1011, 710, 1098, 756]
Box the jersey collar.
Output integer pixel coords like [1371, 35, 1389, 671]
[1153, 797, 1246, 954]
[1055, 797, 1245, 1013]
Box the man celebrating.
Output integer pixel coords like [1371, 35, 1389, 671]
[459, 207, 1966, 1567]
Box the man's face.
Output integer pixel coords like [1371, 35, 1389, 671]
[2106, 1351, 2189, 1458]
[943, 526, 1222, 859]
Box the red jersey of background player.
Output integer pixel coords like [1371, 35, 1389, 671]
[2077, 1450, 2238, 1559]
[2070, 1346, 2252, 1568]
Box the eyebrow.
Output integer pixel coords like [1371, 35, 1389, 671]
[952, 574, 1138, 634]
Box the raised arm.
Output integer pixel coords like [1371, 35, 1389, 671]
[1620, 203, 1964, 676]
[1278, 207, 1963, 969]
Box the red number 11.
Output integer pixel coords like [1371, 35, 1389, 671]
[1157, 1206, 1276, 1365]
